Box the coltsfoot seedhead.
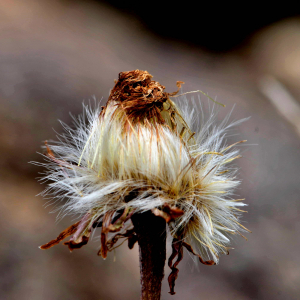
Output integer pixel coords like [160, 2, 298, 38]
[37, 70, 249, 298]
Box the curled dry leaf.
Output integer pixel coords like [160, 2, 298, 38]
[167, 235, 216, 295]
[168, 237, 184, 295]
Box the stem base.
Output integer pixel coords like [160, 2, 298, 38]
[131, 211, 167, 300]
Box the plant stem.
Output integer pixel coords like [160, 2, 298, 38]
[131, 211, 167, 300]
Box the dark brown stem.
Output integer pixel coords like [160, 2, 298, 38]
[131, 211, 167, 300]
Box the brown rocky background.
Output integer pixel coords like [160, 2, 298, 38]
[1, 1, 300, 299]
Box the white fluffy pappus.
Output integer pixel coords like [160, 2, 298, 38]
[36, 94, 249, 263]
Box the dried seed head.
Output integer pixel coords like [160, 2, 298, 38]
[36, 70, 249, 294]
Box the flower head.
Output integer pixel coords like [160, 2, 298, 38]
[37, 70, 249, 294]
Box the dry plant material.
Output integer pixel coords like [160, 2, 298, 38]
[107, 70, 184, 124]
[39, 221, 80, 250]
[37, 70, 249, 298]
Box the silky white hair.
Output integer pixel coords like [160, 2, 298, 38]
[36, 95, 248, 263]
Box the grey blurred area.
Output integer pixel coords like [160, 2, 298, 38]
[1, 1, 300, 299]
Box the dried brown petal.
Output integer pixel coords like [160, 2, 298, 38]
[63, 213, 93, 252]
[39, 221, 80, 250]
[71, 213, 92, 242]
[99, 211, 115, 258]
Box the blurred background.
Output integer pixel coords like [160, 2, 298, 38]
[1, 1, 300, 299]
